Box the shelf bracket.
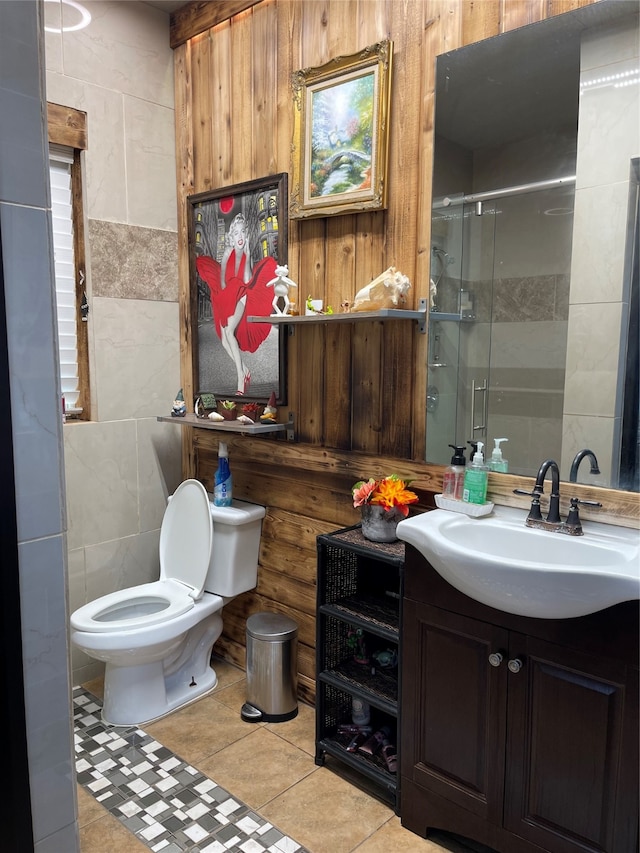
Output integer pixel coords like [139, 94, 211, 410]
[418, 298, 427, 334]
[286, 411, 295, 441]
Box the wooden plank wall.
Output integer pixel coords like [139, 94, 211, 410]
[171, 0, 635, 706]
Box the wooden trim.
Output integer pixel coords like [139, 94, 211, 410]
[70, 150, 90, 420]
[46, 103, 87, 150]
[170, 0, 263, 49]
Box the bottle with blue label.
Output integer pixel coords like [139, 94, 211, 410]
[463, 440, 489, 505]
[213, 441, 233, 506]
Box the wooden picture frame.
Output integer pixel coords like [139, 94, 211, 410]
[290, 40, 393, 220]
[188, 174, 288, 404]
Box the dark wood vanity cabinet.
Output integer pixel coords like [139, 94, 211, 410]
[400, 546, 639, 853]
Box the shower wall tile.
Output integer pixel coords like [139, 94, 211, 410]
[56, 0, 174, 109]
[63, 419, 139, 550]
[570, 180, 630, 304]
[490, 321, 567, 370]
[492, 276, 558, 323]
[124, 96, 177, 231]
[84, 528, 161, 605]
[1, 203, 65, 543]
[89, 220, 178, 301]
[137, 417, 182, 534]
[18, 534, 77, 846]
[563, 302, 624, 417]
[92, 296, 180, 421]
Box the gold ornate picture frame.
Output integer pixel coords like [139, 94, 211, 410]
[290, 40, 393, 220]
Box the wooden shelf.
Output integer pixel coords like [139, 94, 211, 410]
[157, 413, 293, 439]
[248, 300, 427, 333]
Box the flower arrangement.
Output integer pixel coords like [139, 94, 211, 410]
[352, 474, 419, 517]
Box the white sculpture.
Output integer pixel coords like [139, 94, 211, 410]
[351, 266, 411, 312]
[266, 265, 298, 316]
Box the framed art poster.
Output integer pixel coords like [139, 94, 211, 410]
[189, 173, 288, 404]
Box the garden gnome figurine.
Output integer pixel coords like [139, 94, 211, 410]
[266, 265, 298, 316]
[171, 389, 186, 417]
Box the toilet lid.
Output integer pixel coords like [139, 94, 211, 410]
[159, 479, 213, 597]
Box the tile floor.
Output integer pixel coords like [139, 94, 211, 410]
[77, 657, 493, 853]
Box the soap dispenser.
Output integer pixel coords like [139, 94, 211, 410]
[442, 444, 467, 500]
[463, 441, 489, 505]
[489, 438, 509, 473]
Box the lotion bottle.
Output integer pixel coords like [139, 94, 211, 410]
[442, 444, 467, 500]
[463, 441, 489, 505]
[489, 437, 509, 473]
[213, 441, 233, 507]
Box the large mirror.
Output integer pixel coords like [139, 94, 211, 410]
[426, 1, 639, 491]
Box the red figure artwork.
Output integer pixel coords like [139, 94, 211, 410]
[196, 213, 276, 395]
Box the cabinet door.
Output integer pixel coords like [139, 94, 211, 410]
[505, 633, 639, 853]
[401, 600, 509, 824]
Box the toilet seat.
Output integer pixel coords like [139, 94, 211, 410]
[70, 479, 213, 634]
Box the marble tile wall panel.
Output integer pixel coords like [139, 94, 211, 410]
[52, 1, 174, 109]
[561, 413, 617, 486]
[84, 528, 161, 606]
[576, 45, 640, 189]
[123, 96, 177, 231]
[89, 220, 178, 301]
[570, 181, 630, 304]
[563, 302, 624, 417]
[0, 0, 49, 208]
[137, 417, 183, 534]
[1, 203, 66, 544]
[63, 419, 139, 550]
[92, 296, 180, 420]
[45, 70, 128, 223]
[18, 534, 77, 848]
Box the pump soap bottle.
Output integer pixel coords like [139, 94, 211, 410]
[489, 438, 509, 473]
[213, 441, 233, 507]
[463, 441, 489, 505]
[442, 444, 467, 500]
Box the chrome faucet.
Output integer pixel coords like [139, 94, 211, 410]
[514, 457, 602, 535]
[569, 449, 600, 483]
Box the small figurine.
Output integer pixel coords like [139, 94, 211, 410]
[259, 391, 278, 423]
[266, 264, 298, 316]
[171, 389, 186, 417]
[195, 392, 216, 418]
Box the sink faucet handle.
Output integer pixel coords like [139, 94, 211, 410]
[513, 487, 543, 521]
[566, 496, 604, 535]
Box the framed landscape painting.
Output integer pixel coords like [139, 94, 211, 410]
[290, 40, 393, 220]
[188, 174, 288, 404]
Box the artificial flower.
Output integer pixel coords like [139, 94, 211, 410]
[352, 474, 418, 517]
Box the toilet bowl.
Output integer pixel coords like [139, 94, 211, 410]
[71, 479, 265, 726]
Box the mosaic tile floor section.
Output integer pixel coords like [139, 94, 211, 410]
[73, 687, 309, 853]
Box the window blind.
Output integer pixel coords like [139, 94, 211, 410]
[49, 148, 80, 413]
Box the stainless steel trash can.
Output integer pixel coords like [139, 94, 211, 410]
[241, 612, 298, 722]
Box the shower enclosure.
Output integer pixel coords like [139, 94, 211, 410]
[426, 178, 575, 477]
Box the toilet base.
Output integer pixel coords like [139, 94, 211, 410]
[102, 660, 219, 726]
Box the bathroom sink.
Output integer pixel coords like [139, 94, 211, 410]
[396, 504, 640, 619]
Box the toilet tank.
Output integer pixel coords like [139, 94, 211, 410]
[205, 498, 266, 596]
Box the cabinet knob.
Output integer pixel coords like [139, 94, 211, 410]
[508, 657, 523, 673]
[488, 652, 503, 667]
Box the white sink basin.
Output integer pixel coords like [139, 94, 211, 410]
[396, 504, 640, 619]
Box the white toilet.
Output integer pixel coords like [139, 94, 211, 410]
[70, 479, 265, 726]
